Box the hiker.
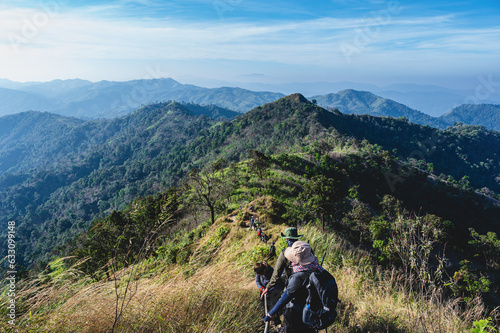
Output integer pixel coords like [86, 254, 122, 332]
[249, 216, 255, 230]
[268, 242, 276, 258]
[250, 204, 255, 212]
[263, 241, 323, 333]
[261, 227, 303, 298]
[257, 226, 262, 237]
[261, 233, 269, 243]
[254, 262, 283, 326]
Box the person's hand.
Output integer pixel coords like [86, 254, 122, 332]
[263, 315, 272, 322]
[260, 288, 269, 299]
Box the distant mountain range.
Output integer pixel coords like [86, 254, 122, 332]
[192, 79, 500, 116]
[440, 104, 500, 130]
[311, 89, 448, 129]
[312, 89, 500, 131]
[0, 78, 498, 131]
[0, 78, 283, 118]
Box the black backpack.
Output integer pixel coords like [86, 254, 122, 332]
[302, 269, 339, 330]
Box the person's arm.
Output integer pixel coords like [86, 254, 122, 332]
[262, 251, 286, 297]
[263, 290, 291, 322]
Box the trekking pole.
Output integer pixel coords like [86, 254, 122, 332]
[264, 294, 269, 333]
[322, 253, 328, 333]
[321, 253, 328, 333]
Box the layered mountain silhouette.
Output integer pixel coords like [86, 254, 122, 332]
[311, 89, 448, 128]
[0, 78, 284, 117]
[1, 78, 498, 131]
[440, 104, 500, 131]
[312, 89, 500, 131]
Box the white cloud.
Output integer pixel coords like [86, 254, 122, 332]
[0, 6, 498, 83]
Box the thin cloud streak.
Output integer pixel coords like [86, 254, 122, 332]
[0, 5, 498, 83]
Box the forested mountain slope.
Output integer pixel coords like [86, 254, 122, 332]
[2, 137, 498, 332]
[0, 102, 227, 268]
[312, 89, 448, 128]
[440, 104, 500, 131]
[0, 94, 498, 272]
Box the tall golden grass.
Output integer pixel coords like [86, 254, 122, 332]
[1, 218, 495, 332]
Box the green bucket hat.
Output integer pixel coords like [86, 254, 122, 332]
[280, 227, 303, 240]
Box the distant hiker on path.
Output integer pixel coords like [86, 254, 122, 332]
[261, 232, 269, 243]
[263, 241, 323, 333]
[261, 227, 304, 299]
[249, 216, 255, 230]
[268, 242, 276, 258]
[254, 262, 284, 325]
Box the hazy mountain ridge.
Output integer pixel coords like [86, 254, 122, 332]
[0, 78, 284, 118]
[311, 89, 449, 128]
[440, 104, 500, 131]
[189, 79, 500, 116]
[1, 78, 498, 131]
[313, 89, 500, 131]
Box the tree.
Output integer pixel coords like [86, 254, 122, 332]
[301, 175, 340, 231]
[345, 200, 373, 243]
[469, 228, 500, 270]
[185, 159, 232, 224]
[247, 149, 270, 179]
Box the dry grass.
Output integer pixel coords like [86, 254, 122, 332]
[2, 218, 494, 333]
[304, 225, 491, 333]
[5, 261, 262, 333]
[4, 219, 264, 333]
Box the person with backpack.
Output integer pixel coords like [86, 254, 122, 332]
[268, 241, 276, 258]
[263, 241, 329, 333]
[261, 227, 303, 298]
[261, 232, 269, 243]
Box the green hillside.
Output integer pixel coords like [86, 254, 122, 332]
[440, 104, 500, 131]
[0, 111, 85, 174]
[1, 143, 498, 332]
[0, 102, 230, 269]
[0, 94, 499, 276]
[312, 89, 448, 128]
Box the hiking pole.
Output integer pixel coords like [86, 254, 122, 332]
[321, 253, 328, 333]
[264, 294, 269, 333]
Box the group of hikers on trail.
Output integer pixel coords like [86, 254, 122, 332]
[254, 227, 339, 333]
[250, 214, 271, 243]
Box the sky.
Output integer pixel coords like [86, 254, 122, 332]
[0, 0, 499, 89]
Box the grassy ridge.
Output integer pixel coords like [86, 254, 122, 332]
[1, 216, 489, 332]
[2, 156, 497, 332]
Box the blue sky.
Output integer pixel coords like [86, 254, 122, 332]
[0, 0, 499, 89]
